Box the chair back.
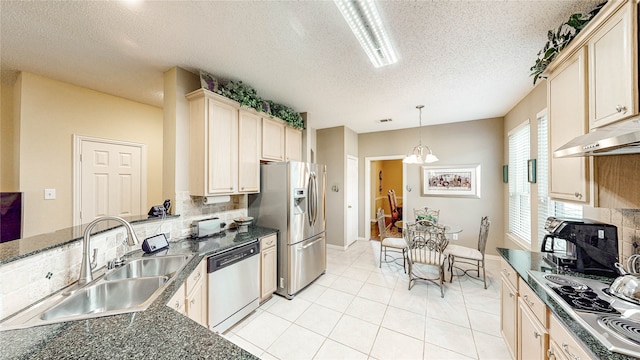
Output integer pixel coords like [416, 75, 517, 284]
[404, 220, 448, 265]
[414, 207, 440, 224]
[387, 189, 402, 222]
[376, 208, 387, 238]
[477, 216, 490, 255]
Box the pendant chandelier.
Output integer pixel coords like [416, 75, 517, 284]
[403, 105, 439, 164]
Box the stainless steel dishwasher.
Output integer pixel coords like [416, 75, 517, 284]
[207, 240, 260, 333]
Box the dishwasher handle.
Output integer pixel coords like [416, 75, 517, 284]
[208, 241, 260, 273]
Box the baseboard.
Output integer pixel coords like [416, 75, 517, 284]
[326, 237, 367, 251]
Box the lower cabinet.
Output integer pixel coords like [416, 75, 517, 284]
[167, 283, 186, 316]
[260, 234, 277, 302]
[517, 300, 548, 360]
[548, 314, 595, 360]
[501, 275, 518, 359]
[167, 258, 208, 328]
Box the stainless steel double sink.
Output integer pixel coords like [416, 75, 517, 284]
[1, 254, 193, 331]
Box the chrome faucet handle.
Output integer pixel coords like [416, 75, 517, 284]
[107, 257, 125, 270]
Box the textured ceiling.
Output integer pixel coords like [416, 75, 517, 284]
[0, 0, 601, 133]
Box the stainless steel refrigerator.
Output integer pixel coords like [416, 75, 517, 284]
[249, 161, 326, 299]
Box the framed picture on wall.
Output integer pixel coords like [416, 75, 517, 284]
[421, 164, 481, 198]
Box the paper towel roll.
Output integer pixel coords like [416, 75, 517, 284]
[202, 195, 231, 204]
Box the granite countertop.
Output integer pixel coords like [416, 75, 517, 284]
[0, 226, 278, 359]
[497, 247, 634, 360]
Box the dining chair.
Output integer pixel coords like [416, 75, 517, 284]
[405, 220, 449, 297]
[376, 208, 407, 272]
[413, 207, 440, 224]
[387, 189, 402, 225]
[445, 216, 490, 289]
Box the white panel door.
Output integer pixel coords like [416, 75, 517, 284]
[347, 156, 358, 246]
[79, 139, 143, 224]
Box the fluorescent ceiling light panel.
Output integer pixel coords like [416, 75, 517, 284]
[334, 0, 398, 68]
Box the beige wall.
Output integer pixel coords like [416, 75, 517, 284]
[503, 81, 547, 250]
[1, 81, 18, 190]
[359, 117, 505, 256]
[317, 127, 344, 247]
[317, 125, 357, 248]
[11, 73, 163, 237]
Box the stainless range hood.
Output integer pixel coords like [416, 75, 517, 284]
[554, 117, 640, 157]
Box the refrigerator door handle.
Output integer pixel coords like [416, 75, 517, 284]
[311, 172, 318, 226]
[307, 174, 314, 227]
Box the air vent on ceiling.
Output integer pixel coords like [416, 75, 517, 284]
[379, 118, 392, 123]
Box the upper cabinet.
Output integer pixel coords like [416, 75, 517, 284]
[548, 48, 590, 203]
[261, 117, 286, 162]
[544, 0, 638, 205]
[187, 88, 303, 196]
[187, 89, 239, 196]
[285, 127, 302, 162]
[588, 1, 638, 129]
[238, 110, 261, 193]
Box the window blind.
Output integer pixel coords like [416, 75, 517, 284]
[509, 121, 530, 243]
[537, 112, 582, 243]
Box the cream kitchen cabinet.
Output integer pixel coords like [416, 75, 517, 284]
[588, 1, 638, 129]
[518, 301, 548, 360]
[166, 258, 207, 327]
[260, 233, 277, 302]
[167, 283, 186, 316]
[500, 259, 518, 360]
[187, 89, 239, 196]
[547, 47, 590, 204]
[185, 258, 207, 327]
[238, 109, 261, 193]
[517, 278, 548, 360]
[548, 314, 595, 360]
[261, 117, 286, 161]
[285, 126, 302, 161]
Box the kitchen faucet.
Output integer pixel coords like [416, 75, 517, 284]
[79, 216, 140, 286]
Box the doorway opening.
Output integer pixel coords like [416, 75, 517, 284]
[364, 156, 405, 241]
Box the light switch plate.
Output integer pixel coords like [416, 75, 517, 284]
[44, 189, 56, 200]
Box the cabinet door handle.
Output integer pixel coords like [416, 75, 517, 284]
[509, 292, 515, 298]
[534, 331, 541, 338]
[193, 271, 201, 283]
[574, 192, 582, 199]
[547, 349, 556, 360]
[174, 300, 181, 309]
[523, 295, 534, 307]
[562, 343, 581, 360]
[190, 298, 196, 305]
[615, 104, 627, 113]
[502, 269, 510, 276]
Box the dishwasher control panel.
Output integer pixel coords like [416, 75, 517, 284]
[207, 240, 260, 272]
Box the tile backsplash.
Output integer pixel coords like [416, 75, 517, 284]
[583, 207, 640, 263]
[0, 192, 248, 320]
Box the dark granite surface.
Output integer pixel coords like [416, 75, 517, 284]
[497, 248, 634, 360]
[1, 226, 278, 360]
[0, 215, 180, 265]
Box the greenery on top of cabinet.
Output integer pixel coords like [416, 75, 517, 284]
[200, 70, 304, 129]
[530, 2, 605, 85]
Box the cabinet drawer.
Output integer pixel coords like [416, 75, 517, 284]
[500, 258, 519, 290]
[186, 259, 206, 295]
[549, 314, 595, 360]
[518, 278, 548, 327]
[260, 233, 277, 250]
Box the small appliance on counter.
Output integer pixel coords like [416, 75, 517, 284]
[191, 217, 225, 238]
[541, 217, 618, 278]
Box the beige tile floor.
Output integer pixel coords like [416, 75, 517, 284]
[223, 240, 510, 360]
